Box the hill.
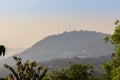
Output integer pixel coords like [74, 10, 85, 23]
[0, 30, 114, 77]
[0, 31, 113, 65]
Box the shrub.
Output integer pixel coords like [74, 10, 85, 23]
[0, 56, 48, 80]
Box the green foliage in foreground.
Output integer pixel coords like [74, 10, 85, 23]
[43, 63, 99, 80]
[0, 56, 48, 80]
[0, 56, 99, 80]
[103, 20, 120, 80]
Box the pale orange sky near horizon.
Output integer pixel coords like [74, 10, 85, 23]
[0, 15, 115, 48]
[0, 0, 119, 48]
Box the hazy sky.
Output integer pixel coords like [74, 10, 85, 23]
[0, 0, 120, 48]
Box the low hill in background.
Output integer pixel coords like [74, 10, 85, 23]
[0, 30, 114, 77]
[0, 31, 113, 65]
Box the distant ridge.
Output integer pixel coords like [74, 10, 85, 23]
[0, 30, 113, 65]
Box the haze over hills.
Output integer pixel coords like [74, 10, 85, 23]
[0, 30, 113, 65]
[38, 54, 112, 73]
[0, 48, 25, 61]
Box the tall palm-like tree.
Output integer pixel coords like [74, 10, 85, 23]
[0, 45, 6, 56]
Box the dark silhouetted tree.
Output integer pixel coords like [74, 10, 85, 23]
[0, 45, 6, 56]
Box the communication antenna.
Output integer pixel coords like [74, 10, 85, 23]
[58, 26, 59, 34]
[65, 26, 67, 32]
[70, 25, 72, 31]
[67, 25, 70, 32]
[78, 26, 80, 31]
[73, 26, 75, 31]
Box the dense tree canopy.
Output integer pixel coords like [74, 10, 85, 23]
[43, 63, 98, 80]
[103, 20, 120, 80]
